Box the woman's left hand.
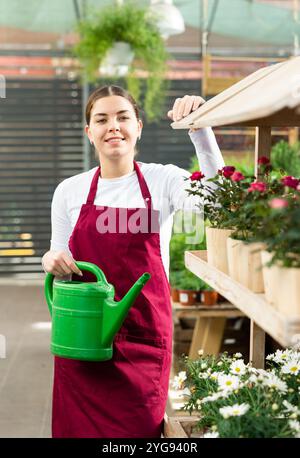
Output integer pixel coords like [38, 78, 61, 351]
[167, 95, 205, 122]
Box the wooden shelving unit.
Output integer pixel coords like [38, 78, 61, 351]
[172, 301, 245, 359]
[185, 251, 300, 367]
[171, 56, 300, 368]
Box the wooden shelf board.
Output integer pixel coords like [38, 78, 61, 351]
[172, 301, 245, 318]
[185, 250, 300, 348]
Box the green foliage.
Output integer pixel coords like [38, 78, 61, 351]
[223, 154, 255, 176]
[189, 153, 255, 176]
[259, 197, 300, 268]
[169, 219, 208, 291]
[73, 1, 169, 122]
[170, 269, 206, 291]
[188, 155, 201, 173]
[271, 140, 300, 177]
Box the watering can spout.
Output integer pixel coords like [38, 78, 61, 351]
[103, 273, 151, 345]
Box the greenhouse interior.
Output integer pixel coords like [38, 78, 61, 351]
[0, 0, 300, 441]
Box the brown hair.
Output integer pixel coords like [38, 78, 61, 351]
[85, 85, 140, 125]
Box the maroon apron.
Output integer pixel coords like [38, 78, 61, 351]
[52, 161, 173, 438]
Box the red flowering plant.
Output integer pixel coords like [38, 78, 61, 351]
[186, 165, 254, 230]
[251, 178, 300, 268]
[218, 157, 300, 243]
[186, 155, 300, 244]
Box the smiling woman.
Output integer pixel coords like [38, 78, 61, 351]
[41, 84, 225, 439]
[84, 86, 143, 178]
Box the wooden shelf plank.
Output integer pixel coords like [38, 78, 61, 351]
[185, 251, 300, 348]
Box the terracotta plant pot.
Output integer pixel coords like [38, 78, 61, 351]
[178, 289, 197, 306]
[201, 290, 219, 306]
[171, 287, 180, 303]
[227, 237, 244, 283]
[206, 227, 234, 275]
[196, 290, 202, 302]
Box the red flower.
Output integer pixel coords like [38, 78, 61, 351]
[281, 176, 300, 189]
[247, 181, 267, 193]
[190, 171, 205, 181]
[258, 156, 270, 165]
[269, 198, 289, 209]
[231, 171, 245, 182]
[222, 166, 235, 178]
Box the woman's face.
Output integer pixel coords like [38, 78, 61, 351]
[85, 95, 142, 161]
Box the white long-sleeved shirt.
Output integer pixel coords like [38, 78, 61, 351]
[49, 127, 224, 277]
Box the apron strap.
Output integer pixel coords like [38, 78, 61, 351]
[86, 161, 153, 209]
[86, 167, 101, 205]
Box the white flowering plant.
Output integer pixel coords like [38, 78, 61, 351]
[172, 349, 300, 438]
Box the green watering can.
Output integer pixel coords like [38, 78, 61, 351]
[45, 261, 151, 361]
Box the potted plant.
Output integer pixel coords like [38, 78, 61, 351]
[257, 180, 300, 316]
[73, 1, 169, 122]
[176, 270, 204, 306]
[225, 158, 287, 293]
[186, 164, 254, 275]
[201, 284, 219, 306]
[171, 348, 300, 438]
[170, 222, 207, 305]
[169, 270, 182, 302]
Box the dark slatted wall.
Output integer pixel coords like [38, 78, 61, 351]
[0, 79, 83, 276]
[0, 77, 200, 277]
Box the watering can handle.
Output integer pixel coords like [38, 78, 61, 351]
[74, 261, 109, 285]
[44, 261, 109, 317]
[45, 272, 54, 317]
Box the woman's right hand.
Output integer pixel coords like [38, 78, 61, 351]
[42, 250, 83, 277]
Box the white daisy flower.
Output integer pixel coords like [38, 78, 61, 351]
[201, 362, 208, 370]
[203, 431, 219, 438]
[262, 373, 288, 393]
[230, 359, 246, 376]
[233, 352, 243, 359]
[201, 391, 229, 404]
[248, 367, 267, 377]
[288, 420, 300, 433]
[218, 374, 240, 392]
[210, 371, 219, 381]
[219, 403, 250, 419]
[281, 360, 300, 376]
[271, 349, 292, 364]
[199, 372, 209, 379]
[181, 387, 191, 397]
[248, 374, 258, 384]
[172, 371, 187, 390]
[283, 400, 300, 416]
[197, 349, 204, 356]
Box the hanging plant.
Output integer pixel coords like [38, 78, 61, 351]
[73, 1, 170, 122]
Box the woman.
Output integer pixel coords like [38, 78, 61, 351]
[42, 85, 224, 438]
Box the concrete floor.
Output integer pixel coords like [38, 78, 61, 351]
[0, 281, 176, 438]
[0, 282, 53, 438]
